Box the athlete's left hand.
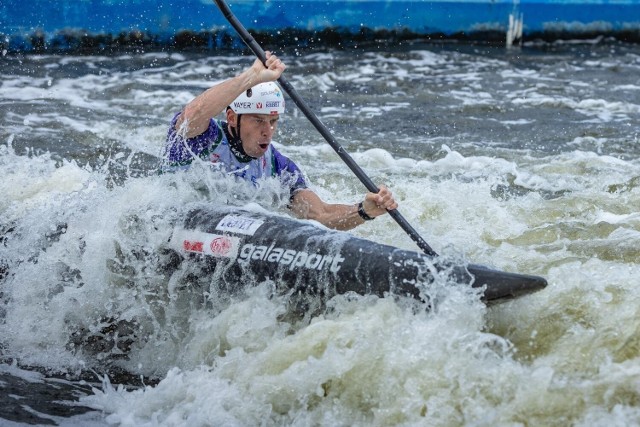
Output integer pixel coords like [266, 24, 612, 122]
[362, 185, 398, 218]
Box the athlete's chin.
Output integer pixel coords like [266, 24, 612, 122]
[248, 144, 269, 157]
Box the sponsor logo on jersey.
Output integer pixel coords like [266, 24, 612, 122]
[215, 214, 264, 236]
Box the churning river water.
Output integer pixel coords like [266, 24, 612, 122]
[1, 40, 639, 426]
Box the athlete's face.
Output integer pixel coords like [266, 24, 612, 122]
[229, 111, 280, 158]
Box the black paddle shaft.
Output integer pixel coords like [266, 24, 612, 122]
[212, 0, 437, 257]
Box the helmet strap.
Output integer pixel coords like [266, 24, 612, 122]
[224, 116, 255, 163]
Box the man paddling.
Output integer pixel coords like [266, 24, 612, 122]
[163, 52, 398, 231]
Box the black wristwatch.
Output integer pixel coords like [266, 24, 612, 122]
[357, 202, 375, 221]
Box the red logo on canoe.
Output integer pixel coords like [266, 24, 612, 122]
[210, 236, 232, 256]
[183, 240, 204, 252]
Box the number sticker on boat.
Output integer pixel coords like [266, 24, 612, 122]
[215, 214, 264, 236]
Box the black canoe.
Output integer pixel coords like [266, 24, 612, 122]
[168, 206, 547, 304]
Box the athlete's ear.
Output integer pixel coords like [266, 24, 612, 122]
[226, 108, 237, 127]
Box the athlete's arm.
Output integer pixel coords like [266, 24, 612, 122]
[290, 186, 398, 231]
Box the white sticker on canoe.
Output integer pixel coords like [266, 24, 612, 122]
[172, 229, 240, 259]
[215, 214, 264, 236]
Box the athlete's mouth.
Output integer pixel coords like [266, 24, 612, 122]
[258, 143, 269, 150]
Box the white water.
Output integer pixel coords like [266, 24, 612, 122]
[1, 43, 639, 426]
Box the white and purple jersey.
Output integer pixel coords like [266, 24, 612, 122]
[163, 114, 307, 197]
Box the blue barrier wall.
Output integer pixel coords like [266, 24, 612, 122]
[2, 0, 639, 51]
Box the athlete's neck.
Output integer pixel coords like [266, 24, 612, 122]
[222, 120, 255, 163]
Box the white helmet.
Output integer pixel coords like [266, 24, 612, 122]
[229, 82, 285, 115]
